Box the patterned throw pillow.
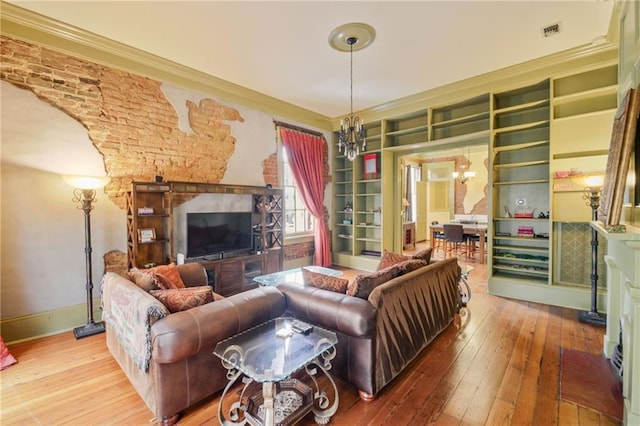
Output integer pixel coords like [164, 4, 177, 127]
[301, 267, 349, 293]
[411, 248, 433, 264]
[127, 268, 160, 292]
[148, 263, 186, 289]
[376, 249, 410, 271]
[150, 286, 215, 313]
[347, 266, 399, 299]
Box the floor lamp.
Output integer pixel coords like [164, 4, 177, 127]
[577, 174, 606, 327]
[64, 175, 110, 339]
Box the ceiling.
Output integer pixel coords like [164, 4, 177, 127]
[7, 1, 615, 118]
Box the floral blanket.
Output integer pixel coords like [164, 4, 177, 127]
[101, 274, 169, 372]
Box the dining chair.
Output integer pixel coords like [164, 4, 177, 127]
[431, 221, 446, 253]
[443, 224, 469, 259]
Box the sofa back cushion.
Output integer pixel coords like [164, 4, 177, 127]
[349, 259, 427, 300]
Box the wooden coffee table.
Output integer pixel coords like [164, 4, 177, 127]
[214, 317, 339, 426]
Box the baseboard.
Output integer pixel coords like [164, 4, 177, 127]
[1, 300, 102, 345]
[488, 276, 608, 312]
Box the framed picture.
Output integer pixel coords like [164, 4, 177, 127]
[599, 87, 640, 226]
[138, 228, 156, 243]
[363, 153, 378, 180]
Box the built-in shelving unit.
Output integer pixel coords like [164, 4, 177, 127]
[332, 55, 618, 303]
[490, 79, 551, 284]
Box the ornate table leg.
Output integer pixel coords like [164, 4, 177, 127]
[262, 382, 276, 426]
[305, 340, 339, 425]
[218, 345, 251, 426]
[459, 269, 471, 307]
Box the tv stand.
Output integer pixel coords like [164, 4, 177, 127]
[199, 250, 281, 296]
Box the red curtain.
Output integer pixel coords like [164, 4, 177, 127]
[279, 127, 331, 267]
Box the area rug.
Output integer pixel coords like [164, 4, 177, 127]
[559, 348, 623, 421]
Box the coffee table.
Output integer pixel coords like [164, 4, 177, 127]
[253, 266, 343, 287]
[214, 317, 339, 426]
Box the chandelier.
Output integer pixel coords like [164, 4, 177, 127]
[452, 147, 476, 184]
[329, 23, 376, 161]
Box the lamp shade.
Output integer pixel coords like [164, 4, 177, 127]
[63, 175, 110, 190]
[571, 173, 604, 191]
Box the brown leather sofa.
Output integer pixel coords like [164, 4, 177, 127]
[102, 258, 459, 423]
[101, 263, 286, 425]
[278, 257, 460, 400]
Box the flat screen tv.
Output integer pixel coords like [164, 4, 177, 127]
[186, 212, 253, 258]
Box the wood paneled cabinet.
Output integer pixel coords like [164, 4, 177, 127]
[200, 250, 280, 296]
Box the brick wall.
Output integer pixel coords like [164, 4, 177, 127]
[1, 36, 245, 209]
[1, 36, 328, 262]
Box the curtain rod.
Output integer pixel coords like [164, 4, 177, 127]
[273, 120, 324, 138]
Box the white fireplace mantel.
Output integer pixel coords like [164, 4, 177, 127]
[592, 221, 640, 425]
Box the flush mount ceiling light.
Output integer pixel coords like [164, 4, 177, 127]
[329, 23, 376, 161]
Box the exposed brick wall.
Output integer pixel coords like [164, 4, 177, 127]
[1, 36, 248, 209]
[284, 241, 315, 261]
[262, 153, 278, 187]
[2, 36, 335, 269]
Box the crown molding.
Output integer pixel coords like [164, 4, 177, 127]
[345, 42, 618, 127]
[0, 2, 332, 131]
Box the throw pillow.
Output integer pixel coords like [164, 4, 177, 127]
[127, 268, 160, 292]
[376, 249, 410, 271]
[150, 286, 215, 313]
[148, 263, 186, 289]
[411, 248, 433, 264]
[301, 267, 349, 294]
[347, 266, 398, 299]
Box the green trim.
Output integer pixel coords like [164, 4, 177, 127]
[488, 276, 608, 312]
[1, 300, 102, 344]
[0, 2, 332, 131]
[331, 44, 618, 129]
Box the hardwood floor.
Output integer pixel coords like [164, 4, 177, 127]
[1, 254, 620, 425]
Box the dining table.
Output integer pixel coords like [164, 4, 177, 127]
[429, 223, 488, 264]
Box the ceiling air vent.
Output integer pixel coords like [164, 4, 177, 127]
[541, 22, 562, 38]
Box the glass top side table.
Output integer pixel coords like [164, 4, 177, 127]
[253, 266, 343, 287]
[214, 317, 339, 426]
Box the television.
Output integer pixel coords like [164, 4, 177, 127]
[186, 212, 253, 258]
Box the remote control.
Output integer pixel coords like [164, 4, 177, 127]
[289, 320, 313, 335]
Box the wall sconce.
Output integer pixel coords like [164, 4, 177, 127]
[63, 175, 110, 339]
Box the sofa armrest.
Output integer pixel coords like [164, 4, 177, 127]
[278, 283, 376, 338]
[101, 272, 170, 372]
[151, 286, 286, 364]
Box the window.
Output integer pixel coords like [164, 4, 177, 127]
[282, 148, 315, 236]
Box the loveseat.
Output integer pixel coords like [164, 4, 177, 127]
[101, 263, 286, 425]
[278, 256, 460, 400]
[102, 256, 460, 423]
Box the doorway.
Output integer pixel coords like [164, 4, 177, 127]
[399, 143, 488, 249]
